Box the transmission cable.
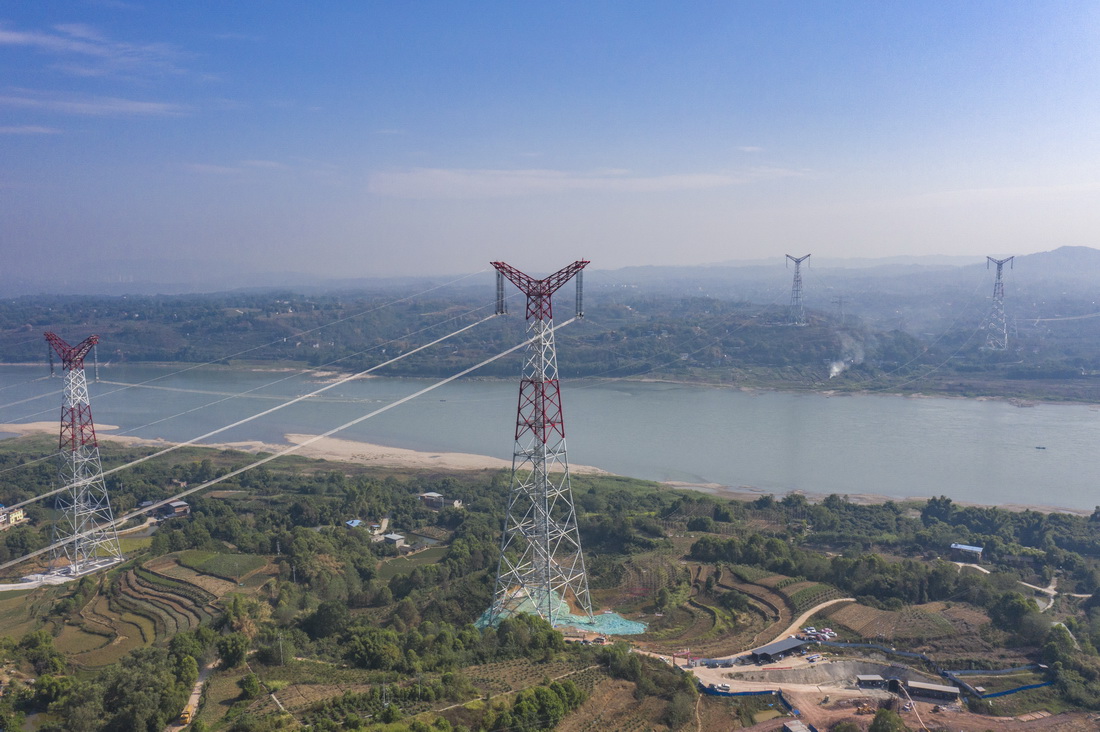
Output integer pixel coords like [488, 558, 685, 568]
[0, 319, 575, 572]
[0, 312, 499, 512]
[0, 270, 487, 416]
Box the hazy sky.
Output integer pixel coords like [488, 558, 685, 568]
[4, 2, 1100, 281]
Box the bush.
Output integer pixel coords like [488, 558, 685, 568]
[238, 673, 262, 699]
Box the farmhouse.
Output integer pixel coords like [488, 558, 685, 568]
[418, 492, 462, 510]
[159, 500, 190, 519]
[749, 637, 807, 664]
[383, 533, 406, 548]
[0, 505, 25, 531]
[782, 722, 811, 732]
[950, 542, 983, 561]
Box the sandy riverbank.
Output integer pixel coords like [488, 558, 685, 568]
[1, 421, 1086, 513]
[0, 422, 610, 475]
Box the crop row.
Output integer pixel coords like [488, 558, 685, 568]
[788, 584, 844, 613]
[111, 588, 173, 639]
[772, 576, 806, 591]
[122, 570, 208, 633]
[135, 565, 217, 605]
[130, 569, 215, 624]
[726, 564, 770, 582]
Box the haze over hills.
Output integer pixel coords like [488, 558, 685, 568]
[5, 247, 1100, 300]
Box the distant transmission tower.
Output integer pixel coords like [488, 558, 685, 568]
[44, 333, 123, 576]
[985, 256, 1014, 350]
[786, 254, 810, 326]
[488, 261, 592, 626]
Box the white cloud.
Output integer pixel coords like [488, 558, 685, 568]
[0, 125, 61, 134]
[241, 160, 288, 170]
[0, 92, 186, 116]
[183, 163, 242, 175]
[738, 146, 764, 153]
[0, 22, 185, 78]
[368, 168, 743, 199]
[368, 166, 813, 199]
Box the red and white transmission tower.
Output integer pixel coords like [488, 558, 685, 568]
[44, 332, 123, 575]
[488, 261, 592, 625]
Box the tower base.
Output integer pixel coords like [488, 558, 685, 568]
[476, 589, 646, 636]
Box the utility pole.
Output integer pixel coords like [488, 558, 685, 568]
[786, 254, 811, 326]
[986, 256, 1014, 350]
[487, 261, 593, 626]
[44, 332, 123, 576]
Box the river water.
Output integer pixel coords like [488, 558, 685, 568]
[1, 364, 1095, 511]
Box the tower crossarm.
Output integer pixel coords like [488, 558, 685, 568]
[45, 332, 99, 371]
[491, 261, 589, 321]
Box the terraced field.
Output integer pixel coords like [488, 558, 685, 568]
[0, 588, 45, 639]
[51, 558, 223, 666]
[465, 656, 595, 696]
[68, 594, 147, 667]
[55, 623, 112, 654]
[111, 569, 216, 638]
[145, 552, 276, 596]
[823, 601, 956, 641]
[558, 680, 669, 732]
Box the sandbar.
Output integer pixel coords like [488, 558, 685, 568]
[0, 422, 609, 475]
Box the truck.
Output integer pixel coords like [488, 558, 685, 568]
[179, 709, 192, 725]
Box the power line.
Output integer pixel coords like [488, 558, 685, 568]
[0, 314, 498, 514]
[0, 271, 489, 418]
[0, 320, 575, 573]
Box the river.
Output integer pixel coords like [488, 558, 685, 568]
[1, 364, 1096, 511]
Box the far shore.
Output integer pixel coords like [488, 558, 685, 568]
[1, 420, 1090, 517]
[5, 360, 1100, 407]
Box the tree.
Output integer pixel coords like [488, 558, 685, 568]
[218, 633, 250, 668]
[921, 495, 954, 525]
[302, 600, 349, 639]
[238, 673, 262, 699]
[868, 708, 911, 732]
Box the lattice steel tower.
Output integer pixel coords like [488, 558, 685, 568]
[488, 261, 592, 626]
[985, 256, 1014, 350]
[45, 333, 123, 575]
[786, 254, 810, 326]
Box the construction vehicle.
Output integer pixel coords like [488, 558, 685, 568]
[179, 709, 192, 725]
[856, 703, 875, 715]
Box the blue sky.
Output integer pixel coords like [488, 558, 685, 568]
[3, 1, 1100, 282]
